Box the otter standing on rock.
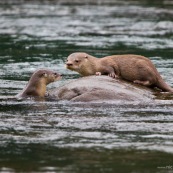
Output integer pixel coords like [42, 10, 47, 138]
[16, 69, 61, 99]
[66, 52, 173, 92]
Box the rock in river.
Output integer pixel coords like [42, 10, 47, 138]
[49, 76, 154, 102]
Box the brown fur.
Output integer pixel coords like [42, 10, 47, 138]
[66, 52, 173, 92]
[16, 69, 61, 99]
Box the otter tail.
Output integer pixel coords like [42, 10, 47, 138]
[156, 78, 173, 92]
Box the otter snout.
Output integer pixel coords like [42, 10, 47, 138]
[53, 72, 62, 81]
[54, 72, 61, 77]
[46, 71, 62, 83]
[65, 61, 74, 70]
[66, 62, 73, 66]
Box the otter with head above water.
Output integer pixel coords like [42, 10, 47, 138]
[66, 52, 173, 92]
[16, 69, 61, 99]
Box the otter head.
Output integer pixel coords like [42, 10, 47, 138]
[30, 69, 62, 96]
[33, 69, 62, 85]
[65, 52, 89, 73]
[17, 69, 62, 99]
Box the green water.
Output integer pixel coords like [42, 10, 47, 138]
[0, 0, 173, 172]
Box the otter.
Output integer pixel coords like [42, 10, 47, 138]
[16, 69, 61, 99]
[66, 52, 173, 92]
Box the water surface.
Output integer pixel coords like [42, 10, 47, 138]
[0, 0, 173, 172]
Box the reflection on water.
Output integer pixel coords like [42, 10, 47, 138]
[0, 0, 173, 172]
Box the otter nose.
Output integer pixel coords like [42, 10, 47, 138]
[54, 72, 62, 77]
[66, 62, 73, 66]
[59, 73, 63, 77]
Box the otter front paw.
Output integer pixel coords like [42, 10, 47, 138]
[108, 73, 118, 78]
[96, 72, 102, 76]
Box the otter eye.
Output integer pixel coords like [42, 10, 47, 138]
[53, 72, 57, 76]
[75, 60, 79, 63]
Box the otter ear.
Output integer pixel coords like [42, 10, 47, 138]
[43, 73, 48, 78]
[84, 55, 88, 62]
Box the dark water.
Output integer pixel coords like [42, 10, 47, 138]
[0, 0, 173, 172]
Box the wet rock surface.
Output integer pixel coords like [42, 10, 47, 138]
[49, 76, 154, 102]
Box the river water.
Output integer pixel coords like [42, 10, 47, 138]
[0, 0, 173, 172]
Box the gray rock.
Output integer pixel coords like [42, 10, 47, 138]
[49, 76, 154, 102]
